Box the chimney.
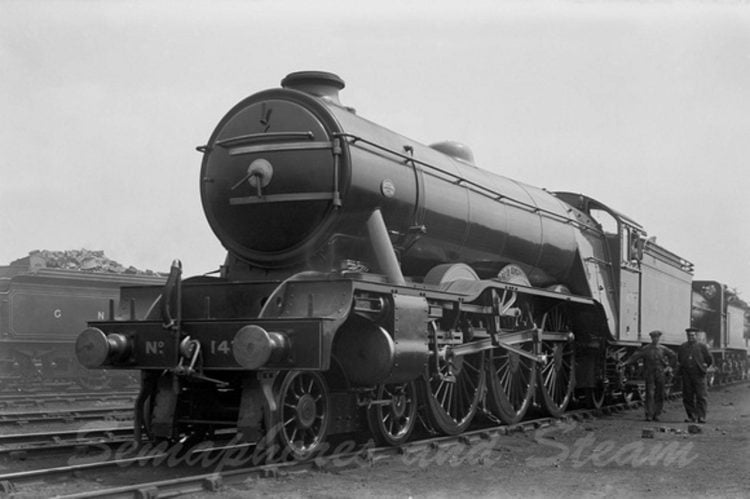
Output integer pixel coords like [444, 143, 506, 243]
[281, 71, 345, 105]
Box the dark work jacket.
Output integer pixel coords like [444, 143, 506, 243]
[626, 344, 676, 376]
[677, 341, 713, 375]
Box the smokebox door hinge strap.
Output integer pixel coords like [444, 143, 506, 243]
[332, 138, 343, 207]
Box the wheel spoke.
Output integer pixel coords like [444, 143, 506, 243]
[445, 383, 454, 415]
[547, 368, 556, 395]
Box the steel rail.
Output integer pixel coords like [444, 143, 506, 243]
[0, 391, 137, 409]
[0, 406, 133, 426]
[0, 427, 134, 456]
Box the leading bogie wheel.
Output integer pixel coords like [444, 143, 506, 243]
[276, 371, 329, 461]
[366, 380, 418, 446]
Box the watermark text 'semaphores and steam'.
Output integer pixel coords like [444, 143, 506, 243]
[526, 421, 698, 469]
[69, 422, 498, 472]
[68, 420, 697, 472]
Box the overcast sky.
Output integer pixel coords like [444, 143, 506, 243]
[2, 0, 749, 296]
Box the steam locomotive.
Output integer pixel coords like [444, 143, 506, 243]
[75, 71, 748, 459]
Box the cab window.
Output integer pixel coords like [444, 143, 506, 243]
[589, 208, 619, 235]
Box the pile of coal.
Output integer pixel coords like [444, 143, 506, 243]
[12, 249, 162, 275]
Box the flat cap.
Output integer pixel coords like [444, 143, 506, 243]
[648, 330, 663, 337]
[685, 327, 699, 333]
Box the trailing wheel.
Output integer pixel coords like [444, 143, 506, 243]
[537, 307, 576, 417]
[585, 385, 606, 410]
[276, 371, 329, 460]
[419, 351, 485, 435]
[485, 342, 536, 424]
[366, 380, 418, 446]
[583, 346, 611, 409]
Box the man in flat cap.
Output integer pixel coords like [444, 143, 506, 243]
[677, 327, 713, 423]
[621, 330, 677, 421]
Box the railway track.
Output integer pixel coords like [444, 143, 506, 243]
[0, 406, 133, 427]
[0, 395, 651, 498]
[0, 427, 134, 457]
[0, 390, 137, 411]
[0, 381, 744, 498]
